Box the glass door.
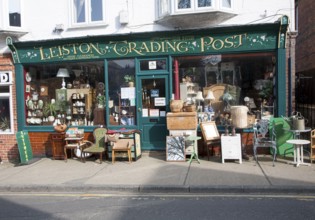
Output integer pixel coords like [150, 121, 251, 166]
[137, 75, 170, 150]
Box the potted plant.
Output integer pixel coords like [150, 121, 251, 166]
[43, 101, 57, 122]
[0, 117, 10, 132]
[96, 94, 106, 108]
[124, 74, 135, 87]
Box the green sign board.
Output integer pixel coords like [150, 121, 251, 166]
[6, 24, 286, 64]
[16, 130, 33, 164]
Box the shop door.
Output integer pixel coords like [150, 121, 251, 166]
[137, 75, 169, 150]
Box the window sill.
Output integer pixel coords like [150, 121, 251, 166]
[68, 23, 109, 31]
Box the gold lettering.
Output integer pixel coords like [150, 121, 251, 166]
[224, 36, 234, 48]
[200, 37, 214, 52]
[150, 42, 161, 52]
[165, 41, 176, 52]
[139, 42, 150, 53]
[110, 41, 129, 56]
[79, 43, 91, 54]
[38, 47, 50, 60]
[212, 39, 224, 50]
[62, 45, 70, 56]
[234, 34, 245, 48]
[129, 42, 144, 55]
[176, 42, 188, 52]
[49, 47, 59, 58]
[90, 43, 106, 55]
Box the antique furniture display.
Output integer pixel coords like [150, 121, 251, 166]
[221, 133, 242, 164]
[82, 127, 108, 164]
[200, 121, 221, 160]
[286, 139, 311, 167]
[50, 132, 66, 160]
[311, 129, 315, 163]
[253, 119, 277, 166]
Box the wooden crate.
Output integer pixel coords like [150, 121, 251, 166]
[166, 112, 197, 130]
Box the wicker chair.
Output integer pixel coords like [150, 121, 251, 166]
[82, 127, 108, 164]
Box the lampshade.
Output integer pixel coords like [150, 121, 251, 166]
[56, 68, 70, 89]
[56, 68, 70, 78]
[195, 91, 204, 101]
[205, 90, 215, 101]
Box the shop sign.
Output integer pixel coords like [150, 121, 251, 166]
[7, 30, 278, 64]
[0, 71, 12, 85]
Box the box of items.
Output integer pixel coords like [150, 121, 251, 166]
[166, 112, 197, 130]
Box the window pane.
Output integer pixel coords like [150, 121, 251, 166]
[222, 0, 231, 8]
[0, 98, 11, 131]
[198, 0, 212, 8]
[24, 61, 105, 127]
[178, 0, 191, 9]
[9, 0, 21, 27]
[108, 59, 136, 126]
[140, 60, 167, 71]
[74, 0, 86, 23]
[91, 0, 103, 21]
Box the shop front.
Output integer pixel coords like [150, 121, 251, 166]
[6, 16, 289, 158]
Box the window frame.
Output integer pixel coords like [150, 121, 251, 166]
[0, 0, 23, 30]
[0, 71, 14, 134]
[70, 0, 107, 28]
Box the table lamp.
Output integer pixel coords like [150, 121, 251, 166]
[195, 91, 204, 112]
[56, 68, 70, 89]
[205, 90, 215, 112]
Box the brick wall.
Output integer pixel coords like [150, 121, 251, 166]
[296, 0, 315, 73]
[0, 54, 19, 162]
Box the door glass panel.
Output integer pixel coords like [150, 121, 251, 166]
[141, 78, 166, 117]
[140, 59, 167, 71]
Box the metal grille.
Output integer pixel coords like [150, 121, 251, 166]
[295, 73, 315, 129]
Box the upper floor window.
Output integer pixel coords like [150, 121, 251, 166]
[222, 0, 231, 9]
[9, 0, 21, 27]
[72, 0, 106, 26]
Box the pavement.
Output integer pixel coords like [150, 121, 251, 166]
[1, 152, 315, 195]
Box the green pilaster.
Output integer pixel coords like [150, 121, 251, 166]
[15, 64, 25, 131]
[277, 48, 286, 116]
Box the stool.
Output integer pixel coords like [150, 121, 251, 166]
[185, 135, 201, 164]
[111, 139, 132, 164]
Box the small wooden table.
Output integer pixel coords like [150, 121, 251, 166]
[286, 139, 311, 167]
[64, 136, 86, 162]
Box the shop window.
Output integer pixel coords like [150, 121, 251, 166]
[72, 0, 106, 26]
[175, 53, 276, 125]
[24, 61, 105, 127]
[108, 59, 136, 126]
[0, 71, 14, 134]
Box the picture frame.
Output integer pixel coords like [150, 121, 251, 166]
[166, 136, 185, 161]
[55, 89, 67, 111]
[40, 85, 48, 96]
[200, 121, 220, 141]
[25, 85, 31, 93]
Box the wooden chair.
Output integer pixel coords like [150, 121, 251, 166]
[200, 121, 221, 160]
[82, 127, 108, 164]
[253, 119, 277, 166]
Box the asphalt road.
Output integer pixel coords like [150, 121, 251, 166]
[0, 193, 315, 220]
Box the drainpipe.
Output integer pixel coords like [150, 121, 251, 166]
[174, 59, 179, 99]
[288, 56, 292, 116]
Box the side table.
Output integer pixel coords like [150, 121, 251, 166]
[286, 139, 311, 167]
[185, 135, 201, 164]
[50, 133, 66, 160]
[64, 136, 86, 162]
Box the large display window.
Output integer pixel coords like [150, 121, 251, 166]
[23, 61, 105, 127]
[175, 52, 276, 124]
[107, 59, 136, 126]
[0, 71, 14, 134]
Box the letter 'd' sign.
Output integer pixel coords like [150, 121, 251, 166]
[0, 71, 12, 84]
